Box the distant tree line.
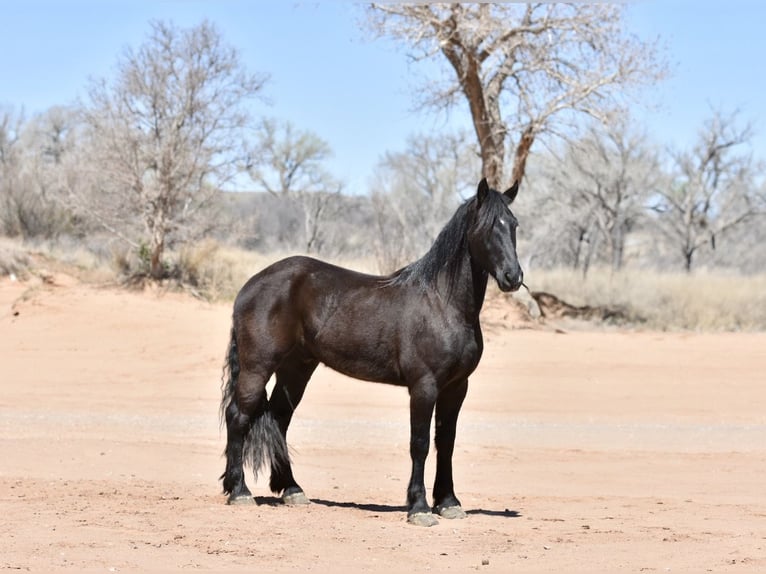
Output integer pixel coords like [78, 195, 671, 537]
[1, 12, 765, 282]
[521, 108, 766, 274]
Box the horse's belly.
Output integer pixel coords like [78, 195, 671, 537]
[314, 343, 404, 385]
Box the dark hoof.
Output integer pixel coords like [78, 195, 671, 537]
[407, 512, 439, 527]
[437, 505, 467, 520]
[227, 494, 255, 506]
[282, 491, 311, 506]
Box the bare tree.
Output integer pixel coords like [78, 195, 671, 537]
[706, 184, 766, 272]
[370, 131, 478, 271]
[366, 3, 665, 188]
[247, 118, 343, 254]
[23, 107, 85, 233]
[0, 107, 22, 167]
[0, 106, 75, 239]
[0, 107, 24, 236]
[543, 116, 658, 272]
[651, 109, 764, 271]
[79, 20, 266, 278]
[523, 154, 601, 273]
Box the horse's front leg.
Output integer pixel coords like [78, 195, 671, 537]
[433, 378, 468, 519]
[406, 382, 438, 527]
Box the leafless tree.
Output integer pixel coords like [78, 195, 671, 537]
[523, 155, 600, 273]
[0, 106, 75, 239]
[0, 107, 24, 236]
[542, 116, 658, 272]
[23, 106, 84, 222]
[651, 109, 764, 271]
[705, 184, 766, 271]
[0, 108, 22, 167]
[366, 3, 665, 188]
[79, 20, 266, 278]
[370, 131, 478, 271]
[247, 118, 343, 254]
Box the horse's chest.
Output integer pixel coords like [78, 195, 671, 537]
[427, 327, 483, 379]
[456, 335, 483, 374]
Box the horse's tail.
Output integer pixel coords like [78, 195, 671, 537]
[219, 326, 240, 429]
[219, 326, 290, 489]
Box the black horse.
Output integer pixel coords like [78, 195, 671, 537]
[220, 178, 523, 526]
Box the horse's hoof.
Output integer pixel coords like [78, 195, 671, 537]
[437, 505, 467, 520]
[282, 491, 311, 506]
[227, 494, 255, 506]
[407, 512, 439, 527]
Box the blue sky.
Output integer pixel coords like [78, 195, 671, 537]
[2, 1, 765, 191]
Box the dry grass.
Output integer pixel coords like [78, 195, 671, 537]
[0, 238, 32, 279]
[527, 267, 766, 331]
[4, 235, 765, 331]
[171, 240, 276, 300]
[1, 237, 114, 283]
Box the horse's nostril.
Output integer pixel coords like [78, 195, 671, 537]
[505, 270, 523, 286]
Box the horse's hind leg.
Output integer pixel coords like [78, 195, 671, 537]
[223, 392, 261, 504]
[268, 355, 318, 505]
[222, 365, 273, 505]
[432, 379, 468, 519]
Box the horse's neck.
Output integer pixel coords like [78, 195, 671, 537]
[439, 250, 489, 324]
[468, 256, 490, 320]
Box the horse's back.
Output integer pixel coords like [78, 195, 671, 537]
[234, 255, 382, 311]
[232, 255, 381, 343]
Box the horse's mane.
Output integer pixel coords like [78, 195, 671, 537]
[385, 189, 507, 292]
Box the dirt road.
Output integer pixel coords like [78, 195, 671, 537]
[1, 276, 764, 571]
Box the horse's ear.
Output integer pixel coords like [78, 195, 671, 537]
[503, 180, 519, 205]
[477, 178, 490, 207]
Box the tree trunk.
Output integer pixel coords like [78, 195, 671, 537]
[463, 80, 505, 188]
[683, 249, 694, 273]
[149, 224, 166, 279]
[511, 125, 536, 185]
[610, 224, 625, 271]
[573, 228, 586, 271]
[479, 137, 504, 189]
[149, 206, 167, 280]
[613, 235, 625, 271]
[439, 31, 506, 188]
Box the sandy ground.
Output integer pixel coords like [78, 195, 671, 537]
[1, 274, 765, 572]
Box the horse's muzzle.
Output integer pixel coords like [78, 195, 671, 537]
[499, 269, 523, 292]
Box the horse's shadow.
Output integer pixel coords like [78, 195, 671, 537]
[255, 496, 521, 518]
